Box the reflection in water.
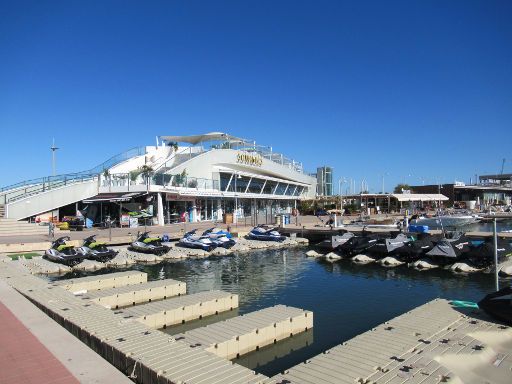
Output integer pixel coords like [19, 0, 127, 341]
[163, 307, 240, 335]
[234, 329, 314, 371]
[47, 247, 506, 377]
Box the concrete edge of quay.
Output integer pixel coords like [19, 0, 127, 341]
[0, 278, 133, 384]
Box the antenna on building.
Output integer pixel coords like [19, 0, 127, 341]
[50, 138, 59, 176]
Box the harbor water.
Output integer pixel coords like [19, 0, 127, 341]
[51, 246, 508, 377]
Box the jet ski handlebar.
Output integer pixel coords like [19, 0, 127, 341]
[52, 236, 71, 247]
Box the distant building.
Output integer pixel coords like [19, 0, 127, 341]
[410, 176, 512, 207]
[316, 166, 333, 196]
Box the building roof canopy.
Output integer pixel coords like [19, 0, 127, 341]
[160, 132, 244, 145]
[392, 193, 448, 202]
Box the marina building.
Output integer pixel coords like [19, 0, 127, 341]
[0, 133, 317, 226]
[411, 177, 512, 208]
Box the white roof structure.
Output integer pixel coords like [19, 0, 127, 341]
[392, 193, 448, 202]
[160, 132, 244, 145]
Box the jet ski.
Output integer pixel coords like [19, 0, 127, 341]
[44, 236, 87, 266]
[393, 233, 442, 263]
[77, 235, 118, 262]
[179, 230, 217, 251]
[130, 232, 170, 255]
[425, 233, 472, 265]
[464, 237, 512, 269]
[248, 225, 286, 242]
[335, 232, 384, 257]
[315, 232, 355, 252]
[366, 233, 411, 258]
[478, 286, 512, 325]
[202, 228, 236, 248]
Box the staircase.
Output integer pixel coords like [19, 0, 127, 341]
[0, 205, 5, 218]
[0, 218, 49, 237]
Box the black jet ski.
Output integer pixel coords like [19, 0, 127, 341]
[335, 232, 383, 257]
[248, 225, 286, 242]
[478, 286, 512, 325]
[179, 230, 217, 251]
[78, 235, 118, 262]
[425, 233, 472, 265]
[130, 232, 170, 255]
[366, 233, 411, 259]
[315, 232, 355, 252]
[44, 236, 87, 266]
[202, 228, 236, 249]
[393, 233, 443, 263]
[464, 237, 512, 269]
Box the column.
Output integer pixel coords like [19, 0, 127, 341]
[157, 193, 165, 226]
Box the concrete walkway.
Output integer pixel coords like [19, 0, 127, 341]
[0, 279, 132, 384]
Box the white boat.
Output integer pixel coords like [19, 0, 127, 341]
[410, 214, 480, 227]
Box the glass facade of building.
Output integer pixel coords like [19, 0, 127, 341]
[316, 166, 333, 196]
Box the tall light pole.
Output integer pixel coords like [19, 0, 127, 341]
[380, 172, 389, 194]
[50, 138, 59, 176]
[338, 177, 346, 213]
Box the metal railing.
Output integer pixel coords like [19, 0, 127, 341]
[3, 174, 98, 204]
[0, 146, 146, 203]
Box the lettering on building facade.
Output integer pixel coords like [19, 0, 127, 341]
[236, 152, 263, 167]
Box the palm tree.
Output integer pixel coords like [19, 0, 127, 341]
[140, 165, 154, 187]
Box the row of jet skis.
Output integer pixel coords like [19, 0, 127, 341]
[43, 225, 287, 266]
[177, 225, 286, 251]
[316, 230, 512, 269]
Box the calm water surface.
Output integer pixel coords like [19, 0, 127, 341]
[51, 247, 508, 376]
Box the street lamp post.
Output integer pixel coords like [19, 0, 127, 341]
[338, 177, 346, 214]
[50, 138, 59, 177]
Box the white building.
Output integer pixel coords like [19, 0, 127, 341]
[1, 133, 316, 226]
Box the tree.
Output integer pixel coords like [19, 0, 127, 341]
[393, 184, 411, 193]
[167, 141, 179, 151]
[130, 169, 142, 183]
[140, 165, 154, 185]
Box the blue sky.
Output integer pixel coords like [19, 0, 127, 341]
[1, 0, 511, 192]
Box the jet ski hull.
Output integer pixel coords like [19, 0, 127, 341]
[178, 240, 216, 252]
[43, 250, 86, 267]
[80, 247, 118, 262]
[130, 243, 169, 256]
[478, 287, 512, 325]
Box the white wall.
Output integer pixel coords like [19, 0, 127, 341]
[166, 149, 317, 198]
[109, 146, 173, 174]
[6, 180, 98, 220]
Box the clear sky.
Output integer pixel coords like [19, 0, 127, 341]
[1, 0, 511, 192]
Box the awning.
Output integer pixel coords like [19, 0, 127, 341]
[392, 193, 448, 202]
[160, 132, 244, 145]
[83, 192, 144, 203]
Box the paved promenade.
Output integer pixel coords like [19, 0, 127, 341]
[0, 278, 133, 384]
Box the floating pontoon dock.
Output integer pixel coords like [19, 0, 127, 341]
[115, 290, 239, 329]
[54, 270, 147, 292]
[1, 260, 510, 384]
[174, 305, 313, 359]
[271, 299, 512, 384]
[79, 278, 186, 308]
